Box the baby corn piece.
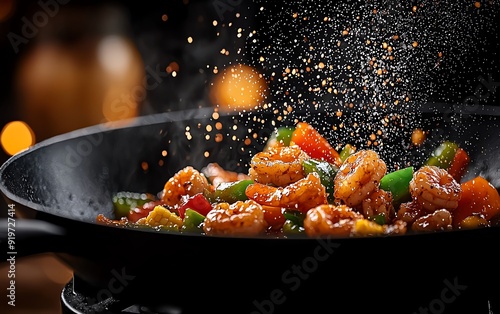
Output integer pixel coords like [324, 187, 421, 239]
[145, 205, 182, 229]
[353, 219, 385, 236]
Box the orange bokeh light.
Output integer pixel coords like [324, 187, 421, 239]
[209, 64, 268, 112]
[1, 121, 35, 156]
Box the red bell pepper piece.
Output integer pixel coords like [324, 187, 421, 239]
[127, 200, 162, 223]
[177, 193, 213, 219]
[447, 148, 470, 183]
[291, 122, 342, 167]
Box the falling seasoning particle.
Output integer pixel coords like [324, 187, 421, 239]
[187, 37, 193, 43]
[474, 2, 481, 8]
[162, 14, 168, 22]
[411, 129, 426, 146]
[412, 41, 419, 48]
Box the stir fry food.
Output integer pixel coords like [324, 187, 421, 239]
[97, 122, 500, 237]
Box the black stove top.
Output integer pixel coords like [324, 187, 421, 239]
[61, 277, 183, 314]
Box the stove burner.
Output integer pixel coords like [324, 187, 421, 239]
[61, 276, 183, 314]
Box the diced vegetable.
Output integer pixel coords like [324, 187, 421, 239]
[302, 158, 338, 203]
[283, 210, 306, 227]
[370, 213, 386, 226]
[275, 126, 295, 146]
[145, 205, 183, 230]
[425, 141, 459, 169]
[339, 144, 355, 162]
[453, 176, 500, 228]
[282, 220, 305, 234]
[282, 210, 306, 234]
[353, 219, 385, 236]
[181, 208, 206, 233]
[291, 122, 342, 167]
[112, 191, 155, 218]
[447, 148, 470, 183]
[379, 166, 414, 207]
[264, 126, 295, 151]
[210, 179, 254, 204]
[177, 193, 213, 219]
[127, 200, 162, 223]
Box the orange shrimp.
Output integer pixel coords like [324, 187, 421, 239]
[245, 172, 328, 213]
[201, 162, 250, 188]
[161, 166, 209, 206]
[303, 204, 364, 237]
[411, 209, 453, 232]
[409, 166, 461, 213]
[334, 149, 387, 207]
[248, 145, 308, 187]
[396, 201, 425, 226]
[203, 200, 267, 236]
[361, 188, 395, 223]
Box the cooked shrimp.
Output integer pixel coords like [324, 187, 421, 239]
[201, 162, 250, 188]
[303, 204, 364, 237]
[361, 188, 395, 222]
[245, 172, 328, 213]
[396, 201, 425, 226]
[333, 149, 387, 207]
[248, 145, 308, 187]
[161, 166, 209, 206]
[411, 209, 453, 232]
[409, 166, 461, 213]
[203, 200, 267, 236]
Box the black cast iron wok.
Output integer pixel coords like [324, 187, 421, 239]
[1, 105, 500, 314]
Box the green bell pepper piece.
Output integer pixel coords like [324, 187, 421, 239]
[339, 144, 355, 162]
[112, 191, 155, 218]
[211, 179, 254, 203]
[274, 126, 295, 146]
[370, 213, 386, 226]
[379, 166, 414, 207]
[283, 210, 306, 226]
[302, 158, 339, 203]
[282, 220, 305, 235]
[264, 126, 295, 151]
[181, 208, 206, 233]
[425, 141, 459, 169]
[282, 210, 306, 234]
